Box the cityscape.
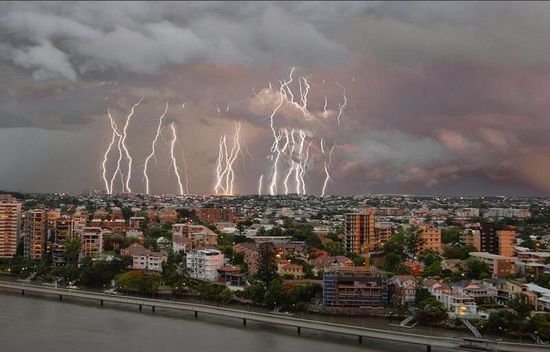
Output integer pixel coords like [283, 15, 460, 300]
[2, 2, 550, 352]
[2, 192, 550, 350]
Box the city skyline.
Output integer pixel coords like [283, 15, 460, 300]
[2, 2, 550, 196]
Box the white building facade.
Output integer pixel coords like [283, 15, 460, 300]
[186, 249, 224, 281]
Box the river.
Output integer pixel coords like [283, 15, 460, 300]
[0, 290, 461, 352]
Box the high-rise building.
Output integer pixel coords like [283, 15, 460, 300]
[462, 228, 481, 251]
[344, 208, 375, 254]
[72, 210, 88, 236]
[480, 223, 516, 257]
[0, 195, 21, 259]
[52, 215, 74, 265]
[24, 209, 47, 259]
[371, 222, 393, 251]
[80, 227, 104, 257]
[416, 223, 442, 253]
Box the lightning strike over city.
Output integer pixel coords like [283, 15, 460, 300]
[214, 122, 242, 195]
[4, 3, 550, 351]
[169, 122, 185, 196]
[143, 102, 168, 195]
[321, 144, 336, 197]
[120, 97, 144, 193]
[101, 109, 123, 194]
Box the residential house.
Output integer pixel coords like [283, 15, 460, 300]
[389, 275, 418, 306]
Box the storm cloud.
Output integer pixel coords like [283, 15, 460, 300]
[1, 2, 550, 196]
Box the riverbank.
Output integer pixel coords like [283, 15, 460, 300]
[0, 277, 516, 342]
[0, 290, 465, 352]
[2, 280, 544, 352]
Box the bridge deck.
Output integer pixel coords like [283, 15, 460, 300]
[1, 281, 548, 352]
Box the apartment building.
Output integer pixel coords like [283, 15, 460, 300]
[129, 216, 146, 229]
[0, 195, 21, 259]
[233, 242, 259, 275]
[344, 208, 375, 255]
[195, 206, 234, 224]
[480, 223, 516, 257]
[469, 252, 516, 277]
[72, 211, 88, 236]
[416, 223, 442, 253]
[24, 209, 46, 259]
[371, 222, 393, 251]
[186, 248, 224, 281]
[121, 243, 167, 272]
[323, 268, 388, 311]
[172, 224, 218, 248]
[462, 228, 481, 251]
[158, 207, 178, 224]
[80, 227, 105, 257]
[52, 215, 74, 265]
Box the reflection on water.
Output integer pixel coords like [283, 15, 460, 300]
[0, 291, 457, 352]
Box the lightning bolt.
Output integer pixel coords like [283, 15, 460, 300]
[295, 130, 306, 194]
[321, 145, 336, 197]
[214, 122, 242, 195]
[179, 103, 190, 195]
[336, 83, 347, 126]
[227, 122, 241, 195]
[143, 102, 168, 195]
[101, 109, 120, 194]
[267, 78, 287, 195]
[169, 122, 184, 196]
[267, 68, 317, 195]
[299, 76, 310, 113]
[214, 134, 227, 194]
[300, 140, 312, 195]
[281, 129, 293, 194]
[178, 141, 190, 195]
[107, 109, 124, 194]
[258, 174, 264, 196]
[121, 97, 144, 193]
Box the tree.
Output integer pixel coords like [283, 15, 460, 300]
[423, 261, 443, 278]
[325, 241, 345, 256]
[116, 271, 160, 295]
[256, 242, 278, 284]
[121, 206, 134, 221]
[79, 256, 130, 287]
[416, 290, 447, 323]
[257, 227, 266, 236]
[286, 283, 322, 311]
[381, 232, 406, 272]
[530, 315, 550, 340]
[460, 258, 491, 280]
[441, 228, 461, 244]
[218, 288, 234, 304]
[443, 245, 477, 260]
[241, 280, 266, 303]
[64, 237, 82, 267]
[404, 226, 425, 259]
[264, 278, 286, 308]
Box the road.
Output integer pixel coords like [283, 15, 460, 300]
[1, 281, 548, 352]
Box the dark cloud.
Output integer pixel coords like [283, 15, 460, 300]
[1, 2, 550, 195]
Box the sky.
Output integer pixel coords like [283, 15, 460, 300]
[1, 1, 550, 196]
